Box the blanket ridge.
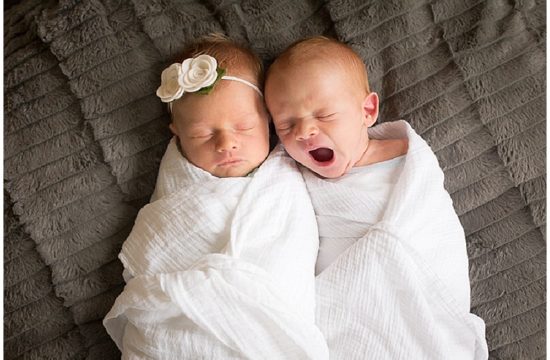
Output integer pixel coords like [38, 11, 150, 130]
[104, 142, 328, 359]
[309, 121, 488, 359]
[4, 0, 545, 358]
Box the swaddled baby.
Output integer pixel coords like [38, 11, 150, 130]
[104, 34, 328, 359]
[265, 36, 488, 360]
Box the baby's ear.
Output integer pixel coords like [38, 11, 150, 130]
[169, 122, 178, 136]
[362, 92, 379, 127]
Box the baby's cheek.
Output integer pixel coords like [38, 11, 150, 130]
[286, 147, 303, 162]
[285, 137, 299, 150]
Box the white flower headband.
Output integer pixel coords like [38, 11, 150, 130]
[156, 54, 262, 110]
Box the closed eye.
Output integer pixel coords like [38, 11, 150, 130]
[235, 125, 255, 131]
[275, 121, 293, 131]
[189, 132, 213, 139]
[317, 113, 336, 121]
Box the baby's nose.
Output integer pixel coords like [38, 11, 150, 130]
[215, 132, 239, 152]
[295, 119, 319, 141]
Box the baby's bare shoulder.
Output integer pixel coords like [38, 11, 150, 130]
[379, 138, 408, 160]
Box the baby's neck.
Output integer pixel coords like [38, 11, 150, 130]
[355, 138, 408, 167]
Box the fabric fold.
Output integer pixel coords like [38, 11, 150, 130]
[104, 139, 328, 359]
[309, 121, 488, 360]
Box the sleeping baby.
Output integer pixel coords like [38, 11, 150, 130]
[104, 34, 328, 359]
[265, 36, 489, 360]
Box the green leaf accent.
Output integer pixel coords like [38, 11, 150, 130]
[197, 67, 226, 95]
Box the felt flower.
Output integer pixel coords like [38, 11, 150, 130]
[156, 63, 184, 103]
[179, 54, 221, 93]
[156, 55, 226, 103]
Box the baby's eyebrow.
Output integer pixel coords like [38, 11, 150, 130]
[181, 115, 204, 125]
[272, 111, 293, 120]
[236, 111, 262, 118]
[185, 123, 210, 132]
[272, 116, 290, 124]
[313, 106, 334, 113]
[274, 119, 293, 128]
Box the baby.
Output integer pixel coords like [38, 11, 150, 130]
[104, 34, 328, 359]
[161, 34, 270, 179]
[265, 36, 488, 359]
[265, 36, 408, 274]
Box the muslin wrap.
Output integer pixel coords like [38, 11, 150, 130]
[308, 121, 489, 360]
[103, 139, 328, 359]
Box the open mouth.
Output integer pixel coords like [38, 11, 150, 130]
[309, 148, 334, 164]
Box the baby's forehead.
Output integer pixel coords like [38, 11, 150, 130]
[173, 96, 264, 127]
[275, 41, 359, 70]
[270, 58, 360, 94]
[268, 59, 360, 101]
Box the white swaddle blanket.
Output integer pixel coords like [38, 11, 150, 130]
[103, 139, 328, 359]
[307, 121, 488, 359]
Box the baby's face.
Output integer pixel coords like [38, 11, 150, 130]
[265, 61, 378, 178]
[170, 79, 270, 177]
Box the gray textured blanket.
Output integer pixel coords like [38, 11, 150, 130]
[4, 0, 545, 359]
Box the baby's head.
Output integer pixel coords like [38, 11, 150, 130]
[265, 36, 379, 178]
[157, 34, 270, 178]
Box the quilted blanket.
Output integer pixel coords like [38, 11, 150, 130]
[4, 0, 545, 359]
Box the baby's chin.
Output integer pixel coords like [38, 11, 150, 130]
[308, 166, 347, 179]
[297, 160, 341, 178]
[212, 162, 259, 178]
